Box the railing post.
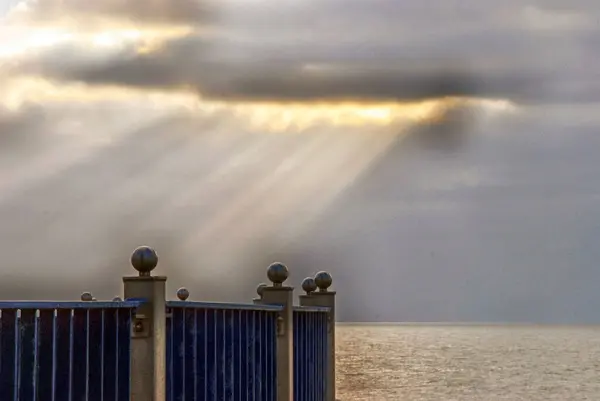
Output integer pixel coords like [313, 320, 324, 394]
[299, 272, 336, 401]
[253, 282, 268, 304]
[257, 263, 294, 401]
[122, 246, 167, 401]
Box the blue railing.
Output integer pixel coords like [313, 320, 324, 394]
[165, 301, 283, 401]
[293, 306, 329, 401]
[0, 247, 337, 401]
[0, 301, 142, 401]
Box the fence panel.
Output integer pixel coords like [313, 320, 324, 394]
[0, 301, 141, 401]
[293, 307, 329, 401]
[166, 301, 282, 401]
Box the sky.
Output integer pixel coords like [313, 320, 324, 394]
[0, 0, 599, 323]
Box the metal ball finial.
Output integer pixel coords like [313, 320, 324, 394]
[177, 287, 190, 301]
[81, 292, 93, 302]
[314, 271, 333, 292]
[267, 262, 289, 287]
[301, 277, 317, 294]
[130, 246, 158, 276]
[256, 283, 268, 298]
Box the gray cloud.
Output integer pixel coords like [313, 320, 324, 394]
[8, 0, 216, 26]
[10, 0, 600, 104]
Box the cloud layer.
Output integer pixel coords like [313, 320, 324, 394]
[7, 0, 216, 26]
[4, 0, 600, 104]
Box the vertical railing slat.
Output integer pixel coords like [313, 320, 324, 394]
[255, 311, 262, 401]
[166, 310, 173, 401]
[301, 312, 306, 401]
[204, 311, 209, 401]
[233, 310, 241, 401]
[217, 309, 225, 401]
[53, 309, 71, 400]
[311, 312, 316, 401]
[72, 309, 88, 400]
[250, 310, 255, 401]
[207, 309, 216, 401]
[194, 309, 207, 401]
[18, 309, 36, 401]
[225, 309, 234, 401]
[260, 312, 268, 401]
[293, 311, 299, 401]
[116, 308, 131, 401]
[192, 310, 198, 401]
[240, 310, 248, 401]
[269, 311, 277, 401]
[185, 308, 196, 401]
[171, 307, 184, 400]
[38, 310, 54, 400]
[0, 310, 16, 400]
[100, 310, 105, 401]
[319, 313, 329, 401]
[101, 309, 117, 401]
[88, 308, 103, 401]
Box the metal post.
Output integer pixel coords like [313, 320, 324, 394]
[299, 272, 336, 401]
[122, 246, 167, 401]
[257, 263, 294, 401]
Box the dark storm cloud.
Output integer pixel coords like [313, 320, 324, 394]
[37, 49, 542, 103]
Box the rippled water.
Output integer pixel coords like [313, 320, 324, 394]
[336, 325, 600, 401]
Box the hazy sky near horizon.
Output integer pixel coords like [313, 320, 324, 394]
[1, 0, 599, 323]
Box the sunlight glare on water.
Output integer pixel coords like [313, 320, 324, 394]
[336, 325, 600, 401]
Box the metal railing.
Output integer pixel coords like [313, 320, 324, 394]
[0, 246, 337, 401]
[293, 307, 329, 401]
[166, 302, 282, 401]
[0, 301, 142, 401]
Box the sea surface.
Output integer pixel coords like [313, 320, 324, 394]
[336, 325, 600, 401]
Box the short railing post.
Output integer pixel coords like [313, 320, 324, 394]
[299, 272, 337, 401]
[257, 263, 294, 401]
[253, 282, 268, 304]
[122, 246, 167, 401]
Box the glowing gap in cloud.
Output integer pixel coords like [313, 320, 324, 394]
[0, 24, 192, 58]
[1, 76, 518, 132]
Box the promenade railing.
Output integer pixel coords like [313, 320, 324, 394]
[0, 300, 142, 401]
[0, 245, 337, 401]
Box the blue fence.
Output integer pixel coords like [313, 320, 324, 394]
[0, 301, 141, 401]
[166, 301, 282, 401]
[293, 307, 329, 401]
[0, 246, 336, 401]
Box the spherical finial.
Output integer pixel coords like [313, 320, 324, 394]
[113, 296, 122, 302]
[130, 246, 158, 276]
[177, 287, 190, 301]
[314, 271, 333, 292]
[267, 262, 289, 287]
[301, 277, 317, 294]
[256, 283, 268, 297]
[81, 292, 93, 302]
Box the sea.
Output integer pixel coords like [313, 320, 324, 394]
[336, 324, 600, 401]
